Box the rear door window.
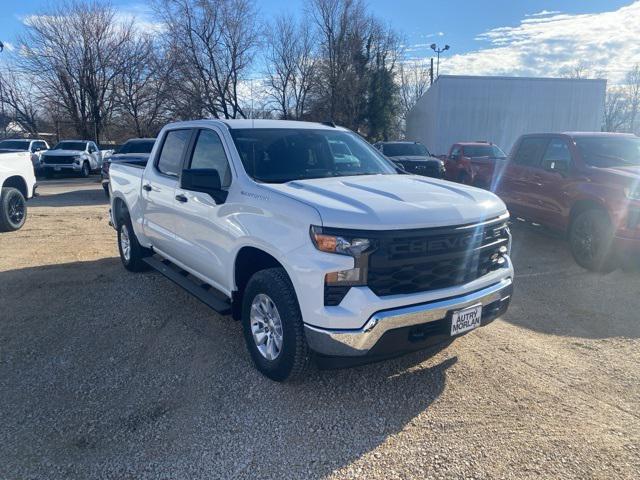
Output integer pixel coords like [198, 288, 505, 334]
[513, 138, 549, 167]
[157, 129, 192, 177]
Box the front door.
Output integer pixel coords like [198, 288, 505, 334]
[172, 127, 234, 292]
[526, 137, 573, 229]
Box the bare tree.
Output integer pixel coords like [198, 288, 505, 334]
[0, 67, 40, 135]
[603, 87, 628, 132]
[17, 1, 134, 142]
[156, 0, 258, 119]
[117, 35, 174, 137]
[398, 59, 431, 119]
[625, 65, 640, 134]
[264, 14, 318, 120]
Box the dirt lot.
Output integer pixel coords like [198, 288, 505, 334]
[1, 178, 639, 479]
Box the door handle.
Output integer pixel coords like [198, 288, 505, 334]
[142, 184, 152, 192]
[175, 194, 188, 203]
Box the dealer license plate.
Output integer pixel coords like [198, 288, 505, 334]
[450, 304, 482, 336]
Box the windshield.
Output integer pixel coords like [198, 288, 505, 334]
[53, 141, 87, 151]
[383, 143, 429, 157]
[117, 140, 155, 154]
[0, 140, 30, 151]
[463, 145, 506, 158]
[575, 136, 640, 167]
[230, 128, 397, 183]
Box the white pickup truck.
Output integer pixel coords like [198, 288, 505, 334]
[41, 140, 102, 178]
[0, 151, 37, 231]
[109, 120, 514, 381]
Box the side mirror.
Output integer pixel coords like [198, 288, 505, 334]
[181, 168, 227, 203]
[543, 159, 569, 173]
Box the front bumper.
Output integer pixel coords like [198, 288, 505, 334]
[305, 277, 513, 357]
[43, 164, 82, 172]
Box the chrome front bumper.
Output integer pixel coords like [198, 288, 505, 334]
[305, 277, 513, 357]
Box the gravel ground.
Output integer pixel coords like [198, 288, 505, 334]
[1, 178, 639, 479]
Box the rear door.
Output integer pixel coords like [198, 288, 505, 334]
[141, 128, 193, 259]
[171, 127, 234, 292]
[444, 145, 462, 181]
[496, 136, 549, 218]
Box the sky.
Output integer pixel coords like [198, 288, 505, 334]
[1, 0, 639, 83]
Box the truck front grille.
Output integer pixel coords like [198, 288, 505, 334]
[44, 155, 76, 165]
[400, 161, 442, 178]
[366, 218, 510, 297]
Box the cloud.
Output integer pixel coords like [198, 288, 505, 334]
[525, 10, 561, 17]
[440, 1, 640, 84]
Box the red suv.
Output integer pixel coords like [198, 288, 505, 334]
[443, 142, 507, 189]
[496, 132, 640, 271]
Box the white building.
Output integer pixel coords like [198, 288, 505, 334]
[406, 75, 607, 155]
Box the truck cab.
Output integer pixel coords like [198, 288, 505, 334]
[496, 132, 640, 271]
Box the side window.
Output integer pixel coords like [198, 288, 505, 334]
[451, 146, 461, 159]
[188, 129, 232, 188]
[88, 143, 95, 153]
[513, 138, 549, 167]
[38, 141, 47, 151]
[157, 129, 191, 177]
[542, 139, 571, 163]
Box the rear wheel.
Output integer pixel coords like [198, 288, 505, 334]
[0, 187, 27, 232]
[569, 209, 616, 272]
[241, 268, 311, 381]
[117, 214, 151, 272]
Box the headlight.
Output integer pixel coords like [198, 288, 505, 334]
[309, 226, 371, 256]
[310, 226, 374, 288]
[625, 187, 640, 200]
[73, 155, 81, 164]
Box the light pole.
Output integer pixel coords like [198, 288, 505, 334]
[430, 43, 450, 78]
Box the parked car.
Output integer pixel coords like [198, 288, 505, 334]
[496, 132, 640, 271]
[0, 138, 50, 175]
[101, 138, 155, 196]
[40, 140, 102, 178]
[373, 141, 445, 178]
[0, 151, 37, 232]
[443, 141, 507, 189]
[109, 120, 514, 381]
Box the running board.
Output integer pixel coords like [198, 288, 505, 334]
[143, 256, 232, 315]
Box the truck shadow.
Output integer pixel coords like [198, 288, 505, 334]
[0, 258, 456, 479]
[31, 183, 108, 207]
[504, 222, 640, 339]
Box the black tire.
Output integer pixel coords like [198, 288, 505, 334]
[0, 187, 27, 232]
[241, 268, 311, 382]
[80, 162, 90, 178]
[569, 209, 616, 272]
[117, 213, 151, 272]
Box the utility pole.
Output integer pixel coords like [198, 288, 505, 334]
[430, 58, 434, 85]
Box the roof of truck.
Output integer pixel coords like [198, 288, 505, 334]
[220, 119, 346, 130]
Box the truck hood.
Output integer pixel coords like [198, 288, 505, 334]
[263, 174, 507, 230]
[43, 149, 84, 156]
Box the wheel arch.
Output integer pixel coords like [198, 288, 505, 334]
[2, 175, 28, 198]
[569, 199, 609, 229]
[232, 246, 290, 321]
[111, 195, 129, 229]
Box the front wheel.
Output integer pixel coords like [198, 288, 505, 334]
[569, 209, 616, 272]
[0, 187, 27, 232]
[241, 268, 311, 382]
[80, 162, 90, 178]
[117, 215, 151, 272]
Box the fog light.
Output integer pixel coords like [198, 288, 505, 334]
[325, 268, 363, 285]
